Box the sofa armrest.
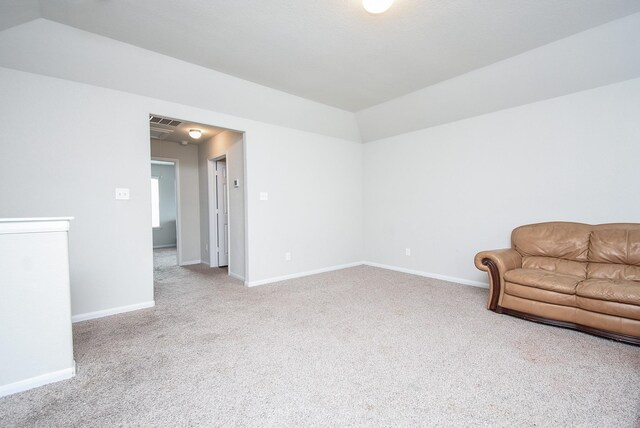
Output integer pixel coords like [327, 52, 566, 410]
[474, 249, 522, 311]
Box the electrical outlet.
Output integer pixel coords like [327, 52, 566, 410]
[285, 252, 291, 261]
[405, 248, 411, 256]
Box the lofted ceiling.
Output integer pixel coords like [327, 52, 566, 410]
[2, 0, 640, 111]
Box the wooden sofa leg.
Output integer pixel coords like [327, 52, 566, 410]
[482, 258, 501, 312]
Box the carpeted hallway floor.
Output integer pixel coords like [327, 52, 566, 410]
[153, 246, 178, 268]
[1, 250, 639, 427]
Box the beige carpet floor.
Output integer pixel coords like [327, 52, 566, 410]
[1, 249, 639, 427]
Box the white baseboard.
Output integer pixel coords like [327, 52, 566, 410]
[0, 363, 76, 398]
[363, 261, 488, 289]
[229, 271, 245, 281]
[245, 261, 363, 287]
[244, 262, 487, 289]
[153, 244, 176, 249]
[180, 260, 201, 266]
[72, 301, 156, 323]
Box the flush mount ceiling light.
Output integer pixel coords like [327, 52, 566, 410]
[363, 0, 394, 14]
[188, 129, 202, 139]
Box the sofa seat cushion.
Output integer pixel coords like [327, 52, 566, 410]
[522, 256, 586, 277]
[503, 268, 583, 295]
[575, 296, 640, 321]
[504, 282, 576, 307]
[576, 279, 640, 306]
[587, 262, 640, 282]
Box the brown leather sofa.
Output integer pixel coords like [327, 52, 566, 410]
[474, 222, 640, 344]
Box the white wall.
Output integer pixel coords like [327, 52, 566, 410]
[0, 69, 154, 317]
[151, 163, 177, 248]
[0, 19, 360, 142]
[363, 77, 640, 285]
[225, 139, 246, 280]
[0, 66, 364, 317]
[151, 139, 201, 264]
[198, 131, 246, 278]
[356, 12, 640, 142]
[245, 126, 363, 284]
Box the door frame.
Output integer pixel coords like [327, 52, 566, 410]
[207, 155, 230, 271]
[151, 157, 183, 265]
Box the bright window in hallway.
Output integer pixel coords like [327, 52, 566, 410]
[151, 177, 160, 228]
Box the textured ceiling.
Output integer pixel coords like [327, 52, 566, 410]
[3, 0, 640, 111]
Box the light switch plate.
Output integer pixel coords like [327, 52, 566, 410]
[259, 192, 269, 201]
[115, 188, 130, 200]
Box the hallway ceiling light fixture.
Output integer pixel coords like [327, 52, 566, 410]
[363, 0, 394, 14]
[188, 129, 202, 139]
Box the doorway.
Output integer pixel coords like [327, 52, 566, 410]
[149, 113, 246, 283]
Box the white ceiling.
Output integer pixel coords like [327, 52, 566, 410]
[3, 0, 640, 111]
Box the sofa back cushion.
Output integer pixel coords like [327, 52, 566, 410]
[512, 223, 591, 261]
[512, 222, 640, 280]
[588, 229, 640, 265]
[587, 228, 640, 282]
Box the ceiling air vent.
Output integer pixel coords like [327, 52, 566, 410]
[149, 115, 182, 127]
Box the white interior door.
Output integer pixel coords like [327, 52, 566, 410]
[216, 160, 229, 267]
